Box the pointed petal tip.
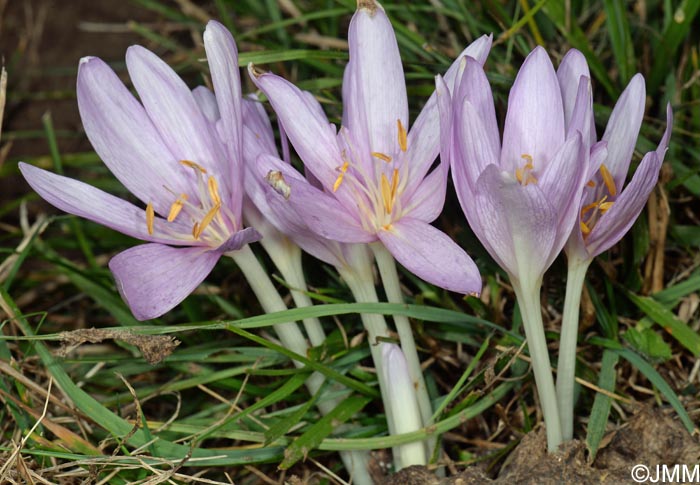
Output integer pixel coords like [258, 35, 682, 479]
[247, 63, 266, 79]
[357, 0, 383, 14]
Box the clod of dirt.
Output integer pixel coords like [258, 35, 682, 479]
[384, 408, 699, 485]
[58, 328, 180, 364]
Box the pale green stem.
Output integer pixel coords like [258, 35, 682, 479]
[338, 256, 427, 468]
[229, 246, 372, 484]
[371, 242, 435, 465]
[511, 277, 563, 452]
[260, 237, 326, 347]
[556, 257, 591, 442]
[371, 243, 432, 427]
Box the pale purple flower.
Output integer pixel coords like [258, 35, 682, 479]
[19, 21, 259, 320]
[247, 0, 491, 294]
[557, 50, 673, 261]
[447, 46, 591, 285]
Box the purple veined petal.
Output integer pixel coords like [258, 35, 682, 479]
[19, 163, 192, 246]
[125, 46, 229, 191]
[401, 76, 450, 222]
[347, 0, 408, 156]
[76, 56, 190, 216]
[256, 154, 374, 243]
[501, 47, 565, 173]
[192, 86, 220, 123]
[537, 132, 589, 226]
[249, 67, 343, 191]
[585, 151, 660, 257]
[378, 217, 482, 294]
[472, 165, 557, 280]
[244, 161, 310, 240]
[455, 57, 500, 167]
[536, 132, 588, 267]
[656, 103, 674, 161]
[557, 49, 596, 144]
[204, 20, 243, 159]
[217, 226, 261, 253]
[241, 96, 278, 157]
[203, 20, 245, 218]
[453, 98, 499, 193]
[402, 35, 493, 189]
[341, 59, 370, 159]
[601, 73, 646, 188]
[109, 243, 220, 320]
[402, 159, 448, 223]
[401, 73, 452, 200]
[241, 96, 278, 172]
[566, 76, 594, 146]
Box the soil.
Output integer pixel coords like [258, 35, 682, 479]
[384, 408, 700, 485]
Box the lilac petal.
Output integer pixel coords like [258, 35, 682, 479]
[347, 2, 407, 156]
[203, 20, 244, 215]
[249, 68, 342, 191]
[241, 96, 277, 158]
[125, 46, 229, 188]
[192, 86, 220, 123]
[556, 49, 595, 143]
[341, 59, 371, 159]
[473, 165, 557, 280]
[218, 226, 261, 253]
[585, 152, 660, 257]
[501, 47, 565, 173]
[378, 217, 481, 294]
[76, 56, 189, 215]
[403, 160, 448, 223]
[19, 163, 191, 245]
[566, 76, 594, 146]
[403, 35, 493, 187]
[537, 133, 587, 265]
[601, 74, 646, 188]
[256, 154, 374, 243]
[402, 75, 452, 219]
[109, 244, 220, 320]
[454, 98, 499, 193]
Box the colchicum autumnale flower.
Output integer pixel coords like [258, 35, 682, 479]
[19, 21, 259, 320]
[447, 46, 594, 451]
[247, 0, 491, 295]
[555, 49, 673, 441]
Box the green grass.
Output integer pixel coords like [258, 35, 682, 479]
[1, 0, 699, 482]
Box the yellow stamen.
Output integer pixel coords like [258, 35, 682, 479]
[146, 202, 155, 235]
[371, 152, 392, 163]
[580, 201, 600, 217]
[525, 174, 538, 185]
[167, 193, 188, 222]
[167, 201, 183, 222]
[515, 168, 524, 184]
[586, 180, 596, 188]
[521, 153, 534, 169]
[599, 201, 614, 213]
[208, 176, 221, 205]
[599, 164, 617, 196]
[192, 222, 199, 238]
[333, 161, 350, 192]
[390, 168, 399, 203]
[333, 173, 344, 192]
[397, 119, 407, 152]
[193, 204, 221, 239]
[180, 160, 207, 173]
[580, 220, 591, 235]
[381, 173, 393, 214]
